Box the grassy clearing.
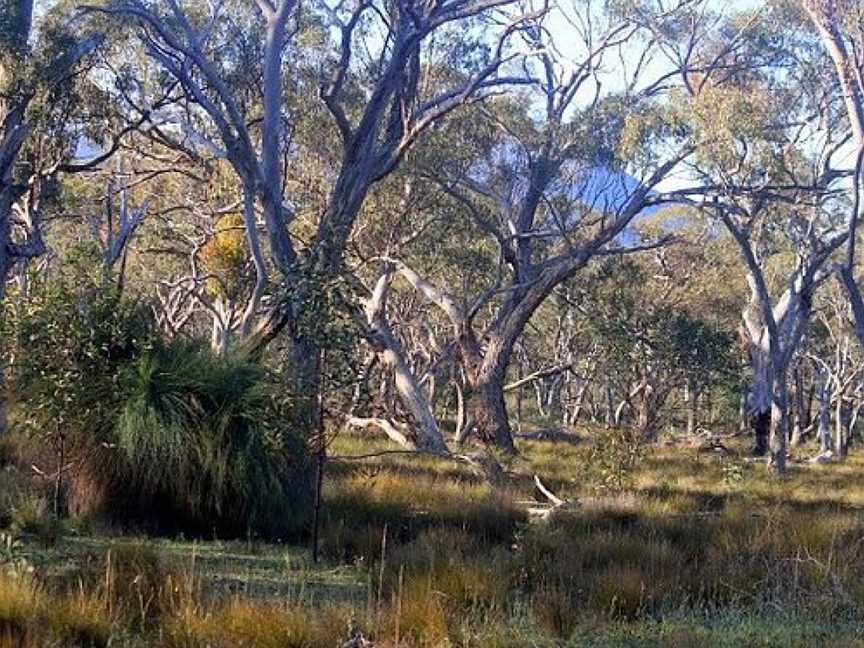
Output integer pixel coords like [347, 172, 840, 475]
[4, 428, 864, 645]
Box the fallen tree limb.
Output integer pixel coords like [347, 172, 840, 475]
[534, 474, 565, 507]
[344, 416, 416, 449]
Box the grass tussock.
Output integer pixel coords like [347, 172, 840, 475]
[320, 462, 525, 562]
[70, 339, 313, 540]
[164, 600, 355, 648]
[0, 574, 112, 648]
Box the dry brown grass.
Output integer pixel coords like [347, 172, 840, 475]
[5, 429, 864, 645]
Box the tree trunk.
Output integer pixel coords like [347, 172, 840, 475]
[0, 207, 10, 304]
[568, 377, 590, 425]
[738, 387, 749, 435]
[635, 394, 657, 441]
[749, 355, 773, 456]
[835, 396, 852, 459]
[348, 353, 377, 415]
[533, 381, 547, 419]
[752, 409, 770, 456]
[790, 361, 805, 447]
[515, 362, 523, 433]
[818, 374, 832, 454]
[604, 380, 615, 428]
[685, 380, 698, 436]
[286, 333, 323, 436]
[0, 197, 11, 437]
[464, 374, 516, 453]
[0, 372, 8, 437]
[452, 331, 517, 453]
[634, 383, 667, 442]
[546, 374, 564, 423]
[362, 271, 448, 453]
[768, 372, 788, 472]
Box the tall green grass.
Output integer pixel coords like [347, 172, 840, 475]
[71, 340, 313, 540]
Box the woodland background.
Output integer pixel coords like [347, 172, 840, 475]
[3, 0, 864, 645]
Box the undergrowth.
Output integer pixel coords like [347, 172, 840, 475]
[3, 432, 864, 646]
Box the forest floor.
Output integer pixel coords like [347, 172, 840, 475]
[5, 426, 864, 646]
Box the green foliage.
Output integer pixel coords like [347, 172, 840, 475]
[618, 100, 687, 167]
[721, 457, 747, 489]
[579, 258, 735, 381]
[7, 243, 150, 450]
[77, 339, 314, 539]
[585, 427, 645, 493]
[7, 247, 313, 539]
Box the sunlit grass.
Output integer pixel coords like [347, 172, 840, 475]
[8, 427, 864, 644]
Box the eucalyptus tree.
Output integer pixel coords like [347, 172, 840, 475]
[85, 0, 304, 345]
[553, 226, 737, 440]
[0, 0, 110, 435]
[711, 200, 845, 471]
[91, 0, 535, 435]
[800, 1, 864, 348]
[375, 0, 711, 452]
[0, 0, 107, 300]
[649, 1, 854, 471]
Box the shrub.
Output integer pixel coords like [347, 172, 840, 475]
[8, 494, 63, 547]
[0, 468, 45, 531]
[585, 427, 645, 494]
[71, 340, 313, 540]
[5, 246, 149, 521]
[8, 248, 312, 539]
[8, 244, 148, 449]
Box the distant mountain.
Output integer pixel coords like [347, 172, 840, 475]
[544, 165, 668, 247]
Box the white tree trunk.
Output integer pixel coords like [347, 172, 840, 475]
[364, 270, 448, 454]
[769, 370, 789, 472]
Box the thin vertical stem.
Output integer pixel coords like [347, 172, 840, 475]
[311, 349, 327, 563]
